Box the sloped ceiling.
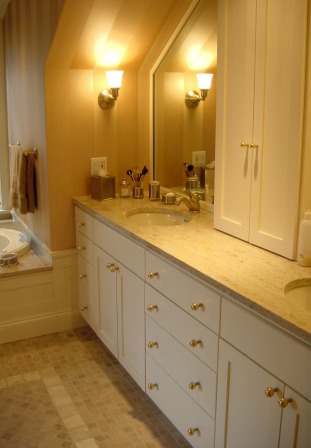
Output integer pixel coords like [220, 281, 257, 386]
[47, 0, 195, 70]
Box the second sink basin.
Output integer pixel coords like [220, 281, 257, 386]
[284, 279, 311, 312]
[125, 207, 191, 226]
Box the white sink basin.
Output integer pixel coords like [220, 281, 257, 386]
[125, 208, 191, 226]
[284, 279, 311, 312]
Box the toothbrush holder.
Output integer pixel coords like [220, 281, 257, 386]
[132, 182, 144, 199]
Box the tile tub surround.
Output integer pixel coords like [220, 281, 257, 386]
[0, 327, 191, 448]
[73, 196, 311, 344]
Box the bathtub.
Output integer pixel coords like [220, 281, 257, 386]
[0, 228, 31, 257]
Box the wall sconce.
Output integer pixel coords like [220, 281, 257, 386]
[185, 73, 213, 108]
[98, 70, 124, 109]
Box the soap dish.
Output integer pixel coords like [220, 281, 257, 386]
[0, 253, 18, 267]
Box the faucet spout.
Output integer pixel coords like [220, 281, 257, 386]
[175, 192, 201, 212]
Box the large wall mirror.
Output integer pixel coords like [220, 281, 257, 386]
[153, 0, 217, 203]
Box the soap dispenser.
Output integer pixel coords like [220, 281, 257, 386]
[297, 209, 311, 266]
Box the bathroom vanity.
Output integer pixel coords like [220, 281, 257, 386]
[73, 196, 311, 448]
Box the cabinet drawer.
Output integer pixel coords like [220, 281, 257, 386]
[146, 251, 220, 334]
[145, 285, 218, 371]
[75, 207, 93, 240]
[221, 298, 311, 400]
[77, 256, 94, 297]
[93, 219, 145, 279]
[76, 232, 94, 264]
[146, 316, 216, 418]
[146, 355, 215, 448]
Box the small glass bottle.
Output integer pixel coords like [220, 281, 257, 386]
[120, 178, 130, 198]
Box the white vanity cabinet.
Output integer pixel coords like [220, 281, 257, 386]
[214, 0, 308, 259]
[145, 251, 221, 447]
[215, 298, 311, 448]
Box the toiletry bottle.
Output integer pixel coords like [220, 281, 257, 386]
[98, 163, 108, 177]
[297, 209, 311, 266]
[120, 178, 130, 198]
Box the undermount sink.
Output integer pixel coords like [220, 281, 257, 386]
[125, 207, 191, 226]
[284, 279, 311, 312]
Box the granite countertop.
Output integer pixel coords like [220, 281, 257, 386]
[73, 195, 311, 345]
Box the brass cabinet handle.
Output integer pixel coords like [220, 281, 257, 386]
[106, 263, 112, 269]
[80, 305, 88, 311]
[250, 143, 259, 149]
[191, 302, 203, 311]
[147, 304, 158, 312]
[188, 381, 201, 390]
[79, 274, 87, 279]
[148, 383, 158, 390]
[110, 264, 119, 272]
[278, 397, 293, 408]
[77, 222, 85, 228]
[78, 246, 86, 252]
[240, 142, 250, 149]
[187, 427, 199, 436]
[147, 341, 158, 349]
[148, 272, 159, 279]
[189, 339, 202, 348]
[265, 387, 279, 398]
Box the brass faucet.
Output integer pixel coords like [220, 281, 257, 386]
[175, 192, 201, 212]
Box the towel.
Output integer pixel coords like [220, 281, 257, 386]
[18, 151, 37, 214]
[9, 145, 23, 209]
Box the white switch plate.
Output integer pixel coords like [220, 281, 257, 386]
[192, 151, 206, 167]
[91, 157, 107, 176]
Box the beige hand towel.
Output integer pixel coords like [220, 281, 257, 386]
[9, 145, 23, 209]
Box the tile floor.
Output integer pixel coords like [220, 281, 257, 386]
[0, 326, 191, 448]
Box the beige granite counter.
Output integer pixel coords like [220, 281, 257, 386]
[73, 195, 311, 345]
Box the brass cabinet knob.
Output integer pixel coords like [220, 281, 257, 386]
[147, 304, 158, 312]
[77, 222, 85, 228]
[148, 272, 159, 279]
[78, 246, 86, 252]
[278, 397, 293, 408]
[265, 387, 279, 398]
[79, 274, 87, 279]
[191, 302, 203, 311]
[106, 263, 112, 269]
[250, 143, 259, 149]
[148, 383, 158, 390]
[110, 264, 119, 272]
[240, 142, 250, 149]
[147, 341, 158, 349]
[189, 339, 202, 348]
[188, 382, 201, 390]
[80, 305, 88, 311]
[187, 427, 199, 436]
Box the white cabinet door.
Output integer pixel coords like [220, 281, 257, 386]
[94, 245, 118, 359]
[215, 0, 307, 259]
[117, 262, 145, 390]
[215, 339, 282, 448]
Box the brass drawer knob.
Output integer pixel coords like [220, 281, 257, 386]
[147, 304, 158, 312]
[189, 339, 202, 348]
[147, 341, 158, 349]
[148, 272, 159, 279]
[78, 246, 86, 252]
[110, 264, 119, 272]
[187, 427, 199, 436]
[188, 381, 201, 390]
[106, 263, 112, 269]
[278, 397, 293, 408]
[77, 222, 85, 228]
[265, 387, 279, 398]
[79, 274, 87, 279]
[191, 302, 203, 311]
[148, 383, 158, 390]
[80, 305, 88, 311]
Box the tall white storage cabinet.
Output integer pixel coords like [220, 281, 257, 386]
[214, 0, 308, 259]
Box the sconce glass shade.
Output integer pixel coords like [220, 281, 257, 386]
[196, 73, 213, 90]
[98, 70, 124, 109]
[185, 73, 213, 108]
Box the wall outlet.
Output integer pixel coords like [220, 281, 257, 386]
[192, 151, 206, 167]
[91, 157, 107, 176]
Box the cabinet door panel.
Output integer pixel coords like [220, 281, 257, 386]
[279, 386, 311, 448]
[94, 246, 118, 358]
[215, 340, 281, 448]
[117, 263, 145, 390]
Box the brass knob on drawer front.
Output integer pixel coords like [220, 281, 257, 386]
[278, 397, 293, 408]
[148, 272, 159, 279]
[148, 383, 158, 390]
[187, 427, 199, 436]
[191, 302, 203, 311]
[189, 339, 202, 348]
[106, 263, 112, 269]
[78, 246, 86, 252]
[147, 341, 158, 349]
[77, 222, 85, 228]
[147, 304, 158, 312]
[265, 387, 279, 398]
[110, 265, 119, 272]
[79, 274, 87, 279]
[240, 142, 249, 149]
[80, 305, 88, 311]
[188, 382, 201, 390]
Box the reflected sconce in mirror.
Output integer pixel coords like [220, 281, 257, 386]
[185, 73, 213, 108]
[98, 70, 124, 109]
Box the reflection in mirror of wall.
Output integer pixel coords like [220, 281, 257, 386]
[153, 0, 217, 203]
